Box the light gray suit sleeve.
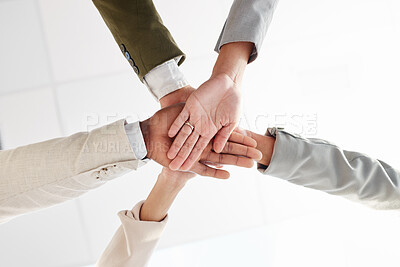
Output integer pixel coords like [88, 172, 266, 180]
[258, 128, 400, 209]
[215, 0, 279, 62]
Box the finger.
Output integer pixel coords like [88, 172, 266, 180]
[221, 142, 262, 160]
[168, 108, 190, 138]
[204, 152, 254, 168]
[201, 161, 223, 168]
[233, 126, 244, 134]
[167, 123, 195, 159]
[181, 135, 211, 171]
[213, 124, 236, 153]
[228, 132, 257, 147]
[191, 162, 230, 179]
[232, 127, 256, 142]
[169, 132, 200, 170]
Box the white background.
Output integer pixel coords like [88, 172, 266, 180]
[0, 0, 400, 266]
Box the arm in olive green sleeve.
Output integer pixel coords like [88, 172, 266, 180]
[93, 0, 185, 81]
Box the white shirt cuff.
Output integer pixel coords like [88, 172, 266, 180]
[143, 58, 188, 101]
[124, 121, 147, 160]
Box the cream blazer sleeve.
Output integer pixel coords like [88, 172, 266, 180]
[258, 128, 400, 209]
[96, 201, 167, 267]
[0, 119, 146, 223]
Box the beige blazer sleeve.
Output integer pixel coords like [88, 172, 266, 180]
[96, 201, 167, 267]
[0, 120, 145, 223]
[258, 128, 400, 209]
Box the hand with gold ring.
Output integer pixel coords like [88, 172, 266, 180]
[140, 103, 262, 179]
[184, 121, 194, 132]
[166, 42, 253, 171]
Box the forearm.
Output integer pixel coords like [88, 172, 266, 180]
[212, 42, 254, 84]
[93, 0, 185, 80]
[97, 201, 168, 267]
[0, 120, 138, 223]
[97, 170, 188, 267]
[241, 129, 275, 166]
[140, 174, 185, 222]
[258, 128, 400, 209]
[248, 131, 275, 166]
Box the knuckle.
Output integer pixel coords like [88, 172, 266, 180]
[227, 142, 232, 153]
[202, 149, 212, 161]
[241, 135, 246, 144]
[188, 152, 199, 162]
[202, 165, 209, 174]
[176, 153, 187, 162]
[173, 143, 182, 150]
[206, 151, 216, 162]
[192, 145, 201, 153]
[218, 153, 223, 163]
[183, 142, 193, 150]
[182, 126, 192, 135]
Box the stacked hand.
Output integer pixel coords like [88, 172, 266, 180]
[140, 103, 262, 179]
[162, 42, 254, 172]
[166, 74, 241, 171]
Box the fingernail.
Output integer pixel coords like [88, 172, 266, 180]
[167, 152, 174, 159]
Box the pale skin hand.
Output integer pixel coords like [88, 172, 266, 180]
[140, 167, 195, 222]
[140, 103, 262, 179]
[167, 42, 254, 171]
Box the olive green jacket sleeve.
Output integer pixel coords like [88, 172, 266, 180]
[93, 0, 185, 81]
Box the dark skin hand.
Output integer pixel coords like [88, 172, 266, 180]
[159, 85, 195, 108]
[235, 128, 276, 167]
[140, 103, 262, 179]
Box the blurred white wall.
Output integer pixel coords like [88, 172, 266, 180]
[1, 0, 400, 266]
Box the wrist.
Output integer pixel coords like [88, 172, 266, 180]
[139, 173, 183, 222]
[139, 119, 151, 159]
[140, 176, 179, 222]
[247, 131, 275, 166]
[212, 42, 253, 84]
[157, 172, 187, 192]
